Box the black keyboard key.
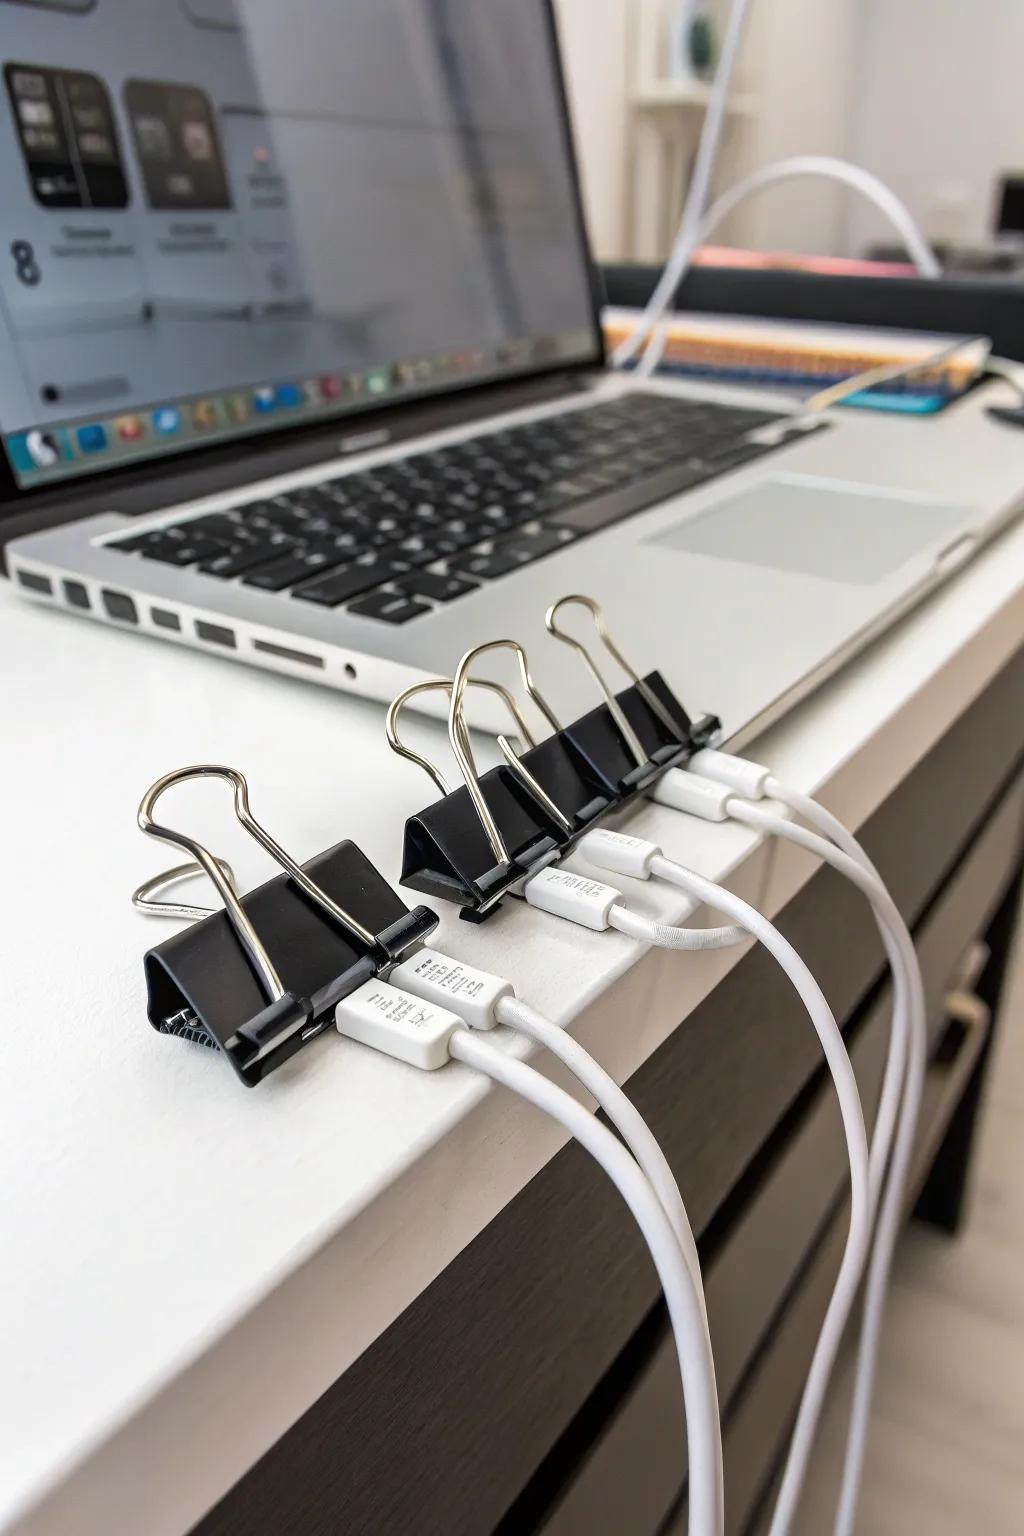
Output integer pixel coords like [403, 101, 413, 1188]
[118, 392, 792, 591]
[140, 533, 226, 566]
[455, 548, 522, 581]
[199, 542, 283, 579]
[437, 518, 482, 549]
[292, 557, 408, 607]
[187, 512, 246, 539]
[550, 460, 718, 535]
[347, 591, 433, 624]
[478, 503, 521, 532]
[288, 486, 342, 516]
[400, 571, 479, 603]
[692, 439, 772, 472]
[495, 527, 573, 564]
[233, 499, 294, 529]
[242, 548, 347, 592]
[394, 534, 449, 565]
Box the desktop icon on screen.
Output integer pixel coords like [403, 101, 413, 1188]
[25, 429, 63, 468]
[153, 406, 182, 435]
[190, 399, 219, 431]
[76, 423, 108, 453]
[252, 385, 276, 412]
[225, 393, 250, 423]
[116, 414, 145, 442]
[275, 383, 303, 409]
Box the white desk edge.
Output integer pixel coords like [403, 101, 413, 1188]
[2, 515, 1023, 1536]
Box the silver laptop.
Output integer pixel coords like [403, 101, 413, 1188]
[3, 0, 1022, 746]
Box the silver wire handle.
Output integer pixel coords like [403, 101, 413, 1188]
[388, 675, 571, 862]
[136, 765, 376, 1005]
[545, 594, 684, 764]
[132, 857, 238, 920]
[387, 676, 537, 797]
[447, 640, 569, 863]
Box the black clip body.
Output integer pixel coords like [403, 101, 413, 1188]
[399, 671, 719, 921]
[560, 670, 720, 800]
[144, 840, 437, 1085]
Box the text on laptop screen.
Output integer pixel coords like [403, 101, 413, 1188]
[0, 0, 599, 490]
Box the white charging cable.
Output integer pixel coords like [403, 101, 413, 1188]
[540, 833, 871, 1536]
[336, 974, 723, 1536]
[621, 153, 942, 379]
[686, 750, 927, 1536]
[611, 0, 755, 373]
[388, 948, 723, 1525]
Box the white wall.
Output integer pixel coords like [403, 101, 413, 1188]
[848, 0, 1024, 256]
[553, 0, 632, 259]
[722, 0, 860, 256]
[556, 0, 862, 262]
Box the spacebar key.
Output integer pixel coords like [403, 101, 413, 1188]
[292, 558, 407, 607]
[548, 461, 716, 534]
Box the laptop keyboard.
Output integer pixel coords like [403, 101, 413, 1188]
[108, 392, 791, 623]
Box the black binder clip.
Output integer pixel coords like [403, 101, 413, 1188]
[541, 594, 721, 800]
[387, 658, 577, 922]
[133, 765, 437, 1085]
[388, 598, 720, 923]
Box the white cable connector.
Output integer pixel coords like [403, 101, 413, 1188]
[335, 979, 463, 1071]
[650, 770, 733, 821]
[688, 749, 773, 801]
[522, 865, 625, 930]
[390, 947, 514, 1032]
[391, 946, 709, 1305]
[524, 841, 746, 949]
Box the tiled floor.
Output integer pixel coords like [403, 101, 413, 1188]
[793, 918, 1024, 1534]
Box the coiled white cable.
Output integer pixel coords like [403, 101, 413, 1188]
[447, 1025, 723, 1536]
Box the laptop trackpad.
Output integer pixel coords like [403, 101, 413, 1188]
[647, 475, 972, 585]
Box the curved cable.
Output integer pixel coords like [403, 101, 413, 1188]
[609, 903, 748, 951]
[802, 332, 987, 415]
[623, 156, 941, 378]
[760, 781, 928, 1536]
[611, 0, 755, 371]
[637, 855, 872, 1536]
[727, 800, 911, 1214]
[495, 993, 724, 1524]
[448, 1027, 723, 1536]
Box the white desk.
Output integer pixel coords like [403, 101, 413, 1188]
[2, 515, 1023, 1536]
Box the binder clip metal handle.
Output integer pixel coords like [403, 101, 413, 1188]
[389, 668, 571, 919]
[135, 765, 437, 1085]
[544, 594, 720, 790]
[447, 640, 571, 863]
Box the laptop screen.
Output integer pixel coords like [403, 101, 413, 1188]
[0, 0, 599, 493]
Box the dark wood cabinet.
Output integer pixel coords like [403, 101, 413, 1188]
[194, 650, 1024, 1536]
